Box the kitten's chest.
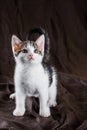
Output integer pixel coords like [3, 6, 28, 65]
[22, 65, 45, 86]
[21, 66, 46, 96]
[15, 64, 49, 96]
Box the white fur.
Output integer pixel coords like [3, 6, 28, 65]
[10, 35, 57, 117]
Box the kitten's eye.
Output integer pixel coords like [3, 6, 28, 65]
[34, 49, 38, 53]
[22, 49, 28, 53]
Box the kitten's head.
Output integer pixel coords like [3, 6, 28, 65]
[11, 35, 45, 64]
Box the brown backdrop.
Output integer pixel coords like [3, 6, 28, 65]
[0, 0, 87, 130]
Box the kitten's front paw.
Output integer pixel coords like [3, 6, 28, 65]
[13, 108, 25, 116]
[39, 107, 51, 117]
[48, 100, 57, 107]
[9, 93, 15, 99]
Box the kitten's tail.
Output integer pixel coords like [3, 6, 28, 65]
[26, 27, 48, 43]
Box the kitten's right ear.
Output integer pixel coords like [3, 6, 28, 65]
[11, 35, 22, 53]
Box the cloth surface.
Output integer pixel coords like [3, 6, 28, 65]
[0, 0, 87, 129]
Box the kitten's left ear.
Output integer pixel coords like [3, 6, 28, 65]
[35, 35, 45, 52]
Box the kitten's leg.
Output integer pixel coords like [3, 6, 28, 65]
[13, 91, 26, 116]
[48, 75, 57, 107]
[9, 93, 15, 99]
[39, 90, 50, 117]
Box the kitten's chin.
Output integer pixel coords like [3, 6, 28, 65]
[20, 57, 34, 63]
[21, 59, 37, 64]
[29, 60, 40, 64]
[28, 59, 42, 65]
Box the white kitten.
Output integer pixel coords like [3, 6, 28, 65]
[10, 33, 57, 117]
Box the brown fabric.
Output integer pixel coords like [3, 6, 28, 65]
[0, 0, 87, 129]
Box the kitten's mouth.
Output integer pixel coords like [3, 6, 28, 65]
[29, 57, 33, 61]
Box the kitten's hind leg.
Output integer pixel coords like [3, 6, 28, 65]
[48, 98, 57, 107]
[48, 77, 57, 107]
[9, 93, 15, 99]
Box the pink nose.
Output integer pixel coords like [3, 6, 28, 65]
[29, 53, 33, 60]
[29, 54, 33, 57]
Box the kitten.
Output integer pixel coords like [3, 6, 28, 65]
[10, 32, 57, 117]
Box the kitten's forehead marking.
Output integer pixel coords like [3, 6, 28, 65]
[27, 41, 37, 49]
[20, 41, 28, 48]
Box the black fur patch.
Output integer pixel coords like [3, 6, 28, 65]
[42, 63, 53, 87]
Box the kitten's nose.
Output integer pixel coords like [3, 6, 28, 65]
[29, 53, 33, 57]
[29, 53, 33, 60]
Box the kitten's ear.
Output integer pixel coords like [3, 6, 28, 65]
[35, 35, 45, 52]
[11, 35, 22, 53]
